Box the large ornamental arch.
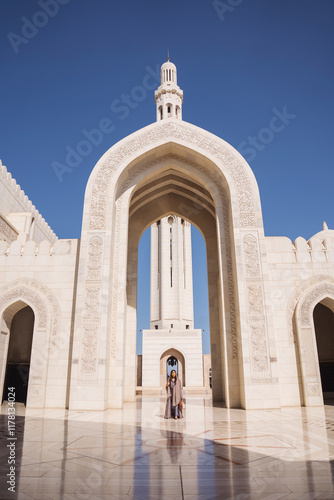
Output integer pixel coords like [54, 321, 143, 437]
[69, 119, 278, 411]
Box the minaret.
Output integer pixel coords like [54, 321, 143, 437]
[141, 59, 204, 390]
[150, 216, 194, 330]
[155, 56, 183, 121]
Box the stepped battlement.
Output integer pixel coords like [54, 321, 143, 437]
[0, 160, 57, 244]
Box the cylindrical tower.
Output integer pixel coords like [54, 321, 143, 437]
[150, 215, 194, 330]
[155, 57, 183, 121]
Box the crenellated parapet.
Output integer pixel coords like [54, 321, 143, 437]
[0, 160, 57, 244]
[265, 225, 334, 265]
[0, 238, 78, 257]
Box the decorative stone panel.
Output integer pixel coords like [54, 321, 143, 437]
[79, 235, 104, 383]
[86, 236, 103, 281]
[88, 121, 257, 231]
[0, 214, 18, 243]
[79, 322, 99, 381]
[295, 280, 334, 405]
[242, 234, 271, 381]
[0, 279, 60, 345]
[300, 283, 334, 326]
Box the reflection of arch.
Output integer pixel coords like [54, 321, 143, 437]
[0, 279, 60, 408]
[70, 119, 271, 411]
[160, 348, 185, 387]
[295, 280, 334, 406]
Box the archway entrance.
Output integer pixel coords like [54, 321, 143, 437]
[313, 302, 334, 399]
[125, 164, 229, 404]
[71, 118, 274, 411]
[160, 348, 185, 387]
[2, 305, 35, 405]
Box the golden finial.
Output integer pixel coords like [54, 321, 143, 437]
[167, 50, 170, 62]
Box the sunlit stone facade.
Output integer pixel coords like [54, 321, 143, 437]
[1, 59, 334, 410]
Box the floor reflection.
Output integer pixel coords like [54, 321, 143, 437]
[0, 397, 334, 499]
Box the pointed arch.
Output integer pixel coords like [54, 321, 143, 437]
[70, 119, 276, 411]
[160, 347, 186, 387]
[0, 279, 61, 408]
[294, 279, 334, 406]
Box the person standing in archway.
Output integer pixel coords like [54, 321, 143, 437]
[164, 370, 183, 419]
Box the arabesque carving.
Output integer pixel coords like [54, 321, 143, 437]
[243, 235, 260, 278]
[0, 279, 60, 344]
[86, 236, 103, 281]
[79, 324, 98, 378]
[300, 283, 334, 326]
[0, 215, 18, 243]
[88, 121, 257, 230]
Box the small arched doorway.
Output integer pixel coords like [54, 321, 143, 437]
[160, 348, 185, 387]
[313, 302, 334, 400]
[2, 305, 35, 405]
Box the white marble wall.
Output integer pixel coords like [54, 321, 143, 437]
[1, 115, 334, 412]
[0, 238, 79, 408]
[142, 329, 203, 388]
[264, 228, 334, 407]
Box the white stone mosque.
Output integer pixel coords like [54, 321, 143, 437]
[1, 57, 334, 411]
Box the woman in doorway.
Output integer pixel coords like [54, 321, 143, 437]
[164, 370, 183, 419]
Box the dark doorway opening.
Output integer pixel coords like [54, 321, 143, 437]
[2, 306, 35, 405]
[313, 302, 334, 398]
[167, 356, 178, 380]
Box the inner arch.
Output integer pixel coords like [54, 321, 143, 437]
[122, 159, 242, 408]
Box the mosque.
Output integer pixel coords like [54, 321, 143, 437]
[1, 58, 334, 411]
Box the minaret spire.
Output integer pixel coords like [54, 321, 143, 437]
[155, 57, 183, 121]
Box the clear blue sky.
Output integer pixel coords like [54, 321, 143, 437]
[1, 1, 333, 353]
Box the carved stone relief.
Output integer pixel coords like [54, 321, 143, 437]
[83, 287, 100, 318]
[79, 236, 104, 381]
[0, 286, 47, 327]
[85, 121, 260, 375]
[79, 323, 98, 380]
[300, 283, 334, 326]
[88, 121, 257, 231]
[287, 275, 334, 344]
[0, 215, 18, 243]
[0, 279, 60, 345]
[242, 234, 271, 382]
[308, 384, 320, 397]
[294, 281, 334, 403]
[243, 235, 261, 278]
[222, 198, 238, 359]
[86, 236, 103, 281]
[247, 284, 264, 317]
[250, 324, 270, 374]
[110, 201, 121, 360]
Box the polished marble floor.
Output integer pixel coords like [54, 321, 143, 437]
[1, 395, 334, 499]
